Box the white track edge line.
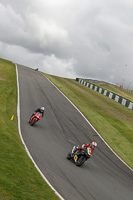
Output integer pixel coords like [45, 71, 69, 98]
[16, 64, 65, 200]
[43, 74, 133, 172]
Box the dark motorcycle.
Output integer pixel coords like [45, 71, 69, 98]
[29, 112, 42, 126]
[67, 147, 92, 166]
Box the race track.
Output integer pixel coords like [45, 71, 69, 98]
[17, 64, 133, 200]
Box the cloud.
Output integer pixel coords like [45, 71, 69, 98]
[40, 54, 77, 78]
[0, 0, 133, 89]
[0, 3, 71, 55]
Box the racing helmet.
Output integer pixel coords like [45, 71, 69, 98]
[91, 142, 97, 148]
[40, 107, 45, 112]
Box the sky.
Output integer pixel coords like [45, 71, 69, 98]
[0, 0, 133, 89]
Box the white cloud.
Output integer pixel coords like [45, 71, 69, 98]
[0, 41, 76, 78]
[40, 54, 77, 78]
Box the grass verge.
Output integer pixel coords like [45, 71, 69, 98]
[44, 73, 133, 169]
[0, 58, 60, 200]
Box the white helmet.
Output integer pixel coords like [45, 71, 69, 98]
[91, 142, 97, 148]
[40, 107, 45, 112]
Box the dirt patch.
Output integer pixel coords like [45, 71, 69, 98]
[0, 78, 6, 81]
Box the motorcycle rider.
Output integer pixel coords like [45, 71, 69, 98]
[71, 142, 97, 156]
[31, 106, 45, 118]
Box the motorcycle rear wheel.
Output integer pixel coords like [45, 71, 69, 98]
[67, 152, 71, 160]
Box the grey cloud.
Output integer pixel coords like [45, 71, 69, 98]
[0, 3, 71, 57]
[0, 0, 133, 89]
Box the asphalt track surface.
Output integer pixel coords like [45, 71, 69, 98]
[17, 65, 133, 200]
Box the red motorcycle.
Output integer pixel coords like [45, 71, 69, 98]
[29, 112, 42, 126]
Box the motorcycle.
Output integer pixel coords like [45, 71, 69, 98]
[29, 112, 42, 126]
[67, 147, 92, 166]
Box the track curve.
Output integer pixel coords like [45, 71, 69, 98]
[17, 65, 133, 200]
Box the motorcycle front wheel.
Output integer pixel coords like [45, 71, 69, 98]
[31, 118, 38, 126]
[75, 156, 86, 166]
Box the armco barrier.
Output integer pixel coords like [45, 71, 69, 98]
[76, 78, 133, 110]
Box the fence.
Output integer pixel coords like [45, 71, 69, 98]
[76, 78, 133, 110]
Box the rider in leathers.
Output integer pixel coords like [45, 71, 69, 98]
[71, 142, 97, 156]
[31, 107, 45, 118]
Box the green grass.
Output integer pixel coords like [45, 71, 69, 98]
[44, 74, 133, 169]
[0, 58, 60, 200]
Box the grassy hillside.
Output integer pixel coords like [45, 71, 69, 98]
[87, 81, 133, 102]
[0, 58, 59, 200]
[44, 73, 133, 169]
